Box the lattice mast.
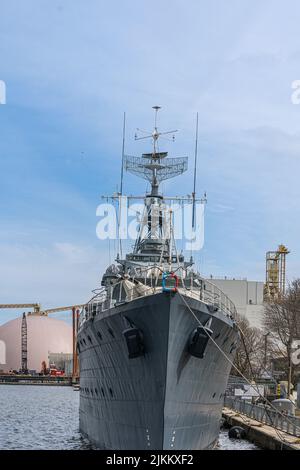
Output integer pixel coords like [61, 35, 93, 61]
[125, 106, 188, 197]
[21, 312, 28, 373]
[125, 106, 188, 255]
[264, 244, 290, 301]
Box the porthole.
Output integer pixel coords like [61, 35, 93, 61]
[97, 331, 102, 340]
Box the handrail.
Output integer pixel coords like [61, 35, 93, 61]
[224, 396, 300, 438]
[79, 273, 237, 325]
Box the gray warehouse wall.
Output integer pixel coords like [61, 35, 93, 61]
[206, 278, 264, 329]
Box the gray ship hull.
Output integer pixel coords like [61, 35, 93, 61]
[78, 291, 238, 450]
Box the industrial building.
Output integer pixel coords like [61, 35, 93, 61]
[206, 245, 290, 329]
[207, 277, 265, 328]
[48, 352, 73, 376]
[0, 314, 72, 373]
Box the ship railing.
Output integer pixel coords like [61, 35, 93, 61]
[80, 288, 108, 324]
[196, 277, 237, 319]
[81, 276, 237, 322]
[178, 276, 237, 320]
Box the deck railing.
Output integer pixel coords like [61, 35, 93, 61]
[79, 273, 237, 326]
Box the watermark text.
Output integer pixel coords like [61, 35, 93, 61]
[96, 197, 205, 251]
[0, 80, 6, 104]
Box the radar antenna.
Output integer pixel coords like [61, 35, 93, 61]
[126, 106, 188, 196]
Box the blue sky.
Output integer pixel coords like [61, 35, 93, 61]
[1, 0, 300, 324]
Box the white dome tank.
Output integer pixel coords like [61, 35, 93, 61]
[0, 314, 72, 372]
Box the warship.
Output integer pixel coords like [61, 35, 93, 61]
[78, 107, 239, 450]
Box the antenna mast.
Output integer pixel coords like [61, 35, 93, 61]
[117, 112, 126, 259]
[120, 112, 126, 195]
[102, 107, 207, 261]
[192, 112, 199, 229]
[127, 106, 187, 197]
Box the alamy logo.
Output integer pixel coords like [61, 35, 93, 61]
[96, 197, 205, 251]
[0, 80, 6, 104]
[0, 340, 6, 365]
[291, 339, 300, 366]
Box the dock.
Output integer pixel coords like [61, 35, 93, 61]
[0, 374, 73, 386]
[223, 407, 300, 450]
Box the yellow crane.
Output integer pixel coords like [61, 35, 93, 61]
[264, 244, 290, 301]
[41, 305, 85, 315]
[0, 303, 85, 315]
[0, 303, 41, 313]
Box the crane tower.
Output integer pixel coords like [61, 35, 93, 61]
[264, 244, 290, 301]
[21, 312, 28, 373]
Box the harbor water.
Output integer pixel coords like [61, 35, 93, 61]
[0, 385, 260, 450]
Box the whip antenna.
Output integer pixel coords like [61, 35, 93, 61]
[120, 112, 126, 195]
[118, 112, 126, 259]
[192, 112, 199, 229]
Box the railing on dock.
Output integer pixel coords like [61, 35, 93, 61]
[224, 396, 300, 438]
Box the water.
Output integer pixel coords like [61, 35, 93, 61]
[0, 385, 91, 450]
[217, 430, 260, 450]
[0, 385, 259, 450]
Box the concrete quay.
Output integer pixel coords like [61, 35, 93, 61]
[223, 407, 300, 450]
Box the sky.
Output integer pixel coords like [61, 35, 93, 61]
[1, 0, 300, 324]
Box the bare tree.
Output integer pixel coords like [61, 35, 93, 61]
[264, 279, 300, 396]
[232, 314, 265, 379]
